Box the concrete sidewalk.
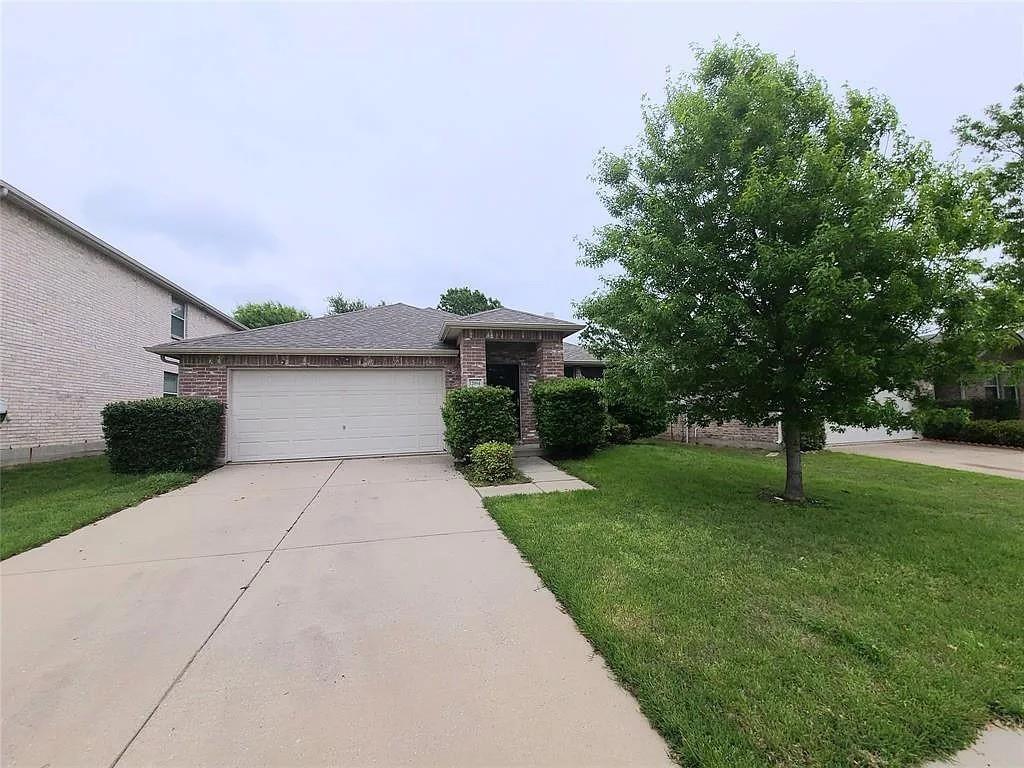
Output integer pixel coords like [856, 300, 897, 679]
[476, 456, 594, 497]
[1, 456, 671, 767]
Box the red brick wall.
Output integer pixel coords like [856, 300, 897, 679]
[661, 415, 780, 449]
[458, 335, 486, 386]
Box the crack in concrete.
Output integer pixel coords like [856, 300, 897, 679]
[275, 527, 501, 553]
[107, 459, 345, 768]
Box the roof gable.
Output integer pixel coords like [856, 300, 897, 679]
[439, 306, 583, 340]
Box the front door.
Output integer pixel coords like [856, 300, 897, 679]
[486, 363, 521, 435]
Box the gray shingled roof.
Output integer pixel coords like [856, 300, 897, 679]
[149, 303, 460, 354]
[454, 307, 582, 327]
[148, 303, 604, 364]
[562, 342, 605, 366]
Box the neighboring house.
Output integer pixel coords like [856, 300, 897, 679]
[932, 331, 1024, 418]
[0, 181, 243, 464]
[662, 390, 919, 449]
[148, 304, 604, 462]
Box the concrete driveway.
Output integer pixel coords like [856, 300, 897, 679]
[1, 456, 671, 767]
[829, 439, 1023, 479]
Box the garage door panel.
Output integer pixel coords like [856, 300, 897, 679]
[228, 369, 445, 462]
[826, 391, 917, 445]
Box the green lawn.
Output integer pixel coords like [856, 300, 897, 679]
[484, 442, 1024, 768]
[1, 456, 197, 559]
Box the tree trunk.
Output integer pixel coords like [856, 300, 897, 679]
[781, 419, 804, 502]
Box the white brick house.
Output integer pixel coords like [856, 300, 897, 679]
[0, 181, 243, 464]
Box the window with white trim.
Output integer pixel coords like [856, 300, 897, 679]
[984, 373, 1019, 401]
[984, 376, 1000, 400]
[171, 298, 186, 339]
[163, 371, 179, 397]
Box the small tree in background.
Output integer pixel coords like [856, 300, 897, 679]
[325, 293, 370, 314]
[438, 286, 501, 315]
[956, 83, 1024, 294]
[953, 84, 1024, 393]
[578, 41, 995, 501]
[233, 301, 310, 328]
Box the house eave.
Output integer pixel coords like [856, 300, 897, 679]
[146, 345, 460, 357]
[1, 180, 245, 332]
[440, 321, 585, 341]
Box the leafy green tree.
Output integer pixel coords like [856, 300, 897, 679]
[956, 84, 1024, 291]
[438, 286, 501, 315]
[578, 41, 992, 501]
[325, 293, 369, 314]
[233, 301, 310, 328]
[603, 362, 674, 439]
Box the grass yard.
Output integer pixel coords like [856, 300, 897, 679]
[1, 456, 197, 559]
[484, 442, 1024, 768]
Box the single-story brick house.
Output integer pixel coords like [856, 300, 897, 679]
[148, 303, 604, 462]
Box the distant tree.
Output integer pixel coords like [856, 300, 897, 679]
[325, 293, 369, 314]
[578, 41, 993, 501]
[438, 286, 501, 315]
[233, 301, 310, 328]
[956, 83, 1024, 292]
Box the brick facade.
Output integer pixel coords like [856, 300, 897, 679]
[661, 415, 780, 449]
[934, 345, 1024, 419]
[454, 328, 565, 442]
[0, 199, 238, 464]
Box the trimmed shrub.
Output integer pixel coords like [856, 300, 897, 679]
[936, 398, 1019, 422]
[607, 419, 632, 444]
[603, 366, 673, 439]
[532, 377, 607, 457]
[918, 407, 972, 440]
[441, 386, 517, 461]
[800, 421, 827, 452]
[958, 419, 1024, 447]
[469, 441, 517, 483]
[102, 397, 224, 473]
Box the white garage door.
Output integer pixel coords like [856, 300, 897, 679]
[826, 391, 917, 445]
[228, 369, 445, 462]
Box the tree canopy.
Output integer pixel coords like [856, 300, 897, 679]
[578, 41, 993, 500]
[325, 293, 369, 314]
[233, 301, 310, 328]
[956, 83, 1024, 293]
[438, 286, 501, 315]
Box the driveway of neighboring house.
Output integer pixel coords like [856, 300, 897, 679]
[829, 439, 1023, 479]
[1, 456, 671, 768]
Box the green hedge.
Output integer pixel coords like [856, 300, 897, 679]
[936, 398, 1019, 421]
[957, 419, 1024, 447]
[918, 407, 972, 440]
[469, 441, 517, 483]
[532, 378, 607, 457]
[441, 386, 517, 461]
[102, 397, 224, 473]
[603, 371, 672, 439]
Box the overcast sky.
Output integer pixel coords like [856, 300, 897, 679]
[3, 2, 1022, 323]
